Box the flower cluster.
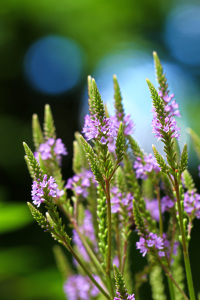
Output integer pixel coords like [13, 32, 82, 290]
[133, 153, 161, 180]
[66, 169, 97, 198]
[114, 291, 135, 300]
[184, 190, 200, 219]
[82, 113, 134, 152]
[73, 210, 98, 262]
[34, 138, 67, 164]
[31, 174, 64, 207]
[145, 196, 174, 221]
[158, 91, 181, 118]
[136, 232, 165, 258]
[64, 274, 100, 300]
[110, 187, 133, 216]
[151, 90, 181, 141]
[162, 233, 179, 261]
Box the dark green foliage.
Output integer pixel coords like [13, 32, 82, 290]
[32, 114, 44, 150]
[44, 104, 56, 140]
[115, 122, 125, 164]
[152, 145, 168, 173]
[113, 265, 128, 300]
[153, 51, 168, 96]
[23, 142, 42, 180]
[188, 128, 200, 160]
[113, 75, 125, 121]
[127, 135, 144, 159]
[179, 144, 188, 173]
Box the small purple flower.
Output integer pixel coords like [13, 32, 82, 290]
[73, 210, 98, 262]
[35, 138, 67, 164]
[110, 187, 133, 217]
[184, 190, 200, 219]
[133, 153, 161, 180]
[31, 175, 63, 207]
[64, 274, 100, 300]
[136, 232, 165, 258]
[65, 169, 97, 199]
[151, 90, 181, 141]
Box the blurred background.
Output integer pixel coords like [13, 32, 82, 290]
[1, 0, 200, 299]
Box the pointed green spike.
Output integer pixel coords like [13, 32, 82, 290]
[44, 104, 56, 140]
[32, 114, 44, 150]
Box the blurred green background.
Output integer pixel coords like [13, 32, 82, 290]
[1, 0, 200, 299]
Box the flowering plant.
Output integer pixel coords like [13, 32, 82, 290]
[23, 52, 200, 300]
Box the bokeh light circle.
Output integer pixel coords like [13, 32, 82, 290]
[24, 35, 84, 95]
[165, 4, 200, 67]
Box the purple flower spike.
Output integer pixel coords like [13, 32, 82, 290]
[136, 232, 165, 258]
[31, 175, 63, 207]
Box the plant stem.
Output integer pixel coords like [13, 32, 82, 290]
[174, 179, 196, 300]
[167, 276, 175, 300]
[67, 243, 111, 300]
[158, 259, 188, 300]
[105, 178, 114, 297]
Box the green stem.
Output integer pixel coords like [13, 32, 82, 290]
[167, 276, 175, 300]
[105, 179, 114, 297]
[158, 258, 188, 300]
[174, 179, 196, 300]
[66, 243, 111, 300]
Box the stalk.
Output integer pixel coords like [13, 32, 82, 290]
[105, 178, 114, 297]
[174, 179, 196, 300]
[167, 276, 175, 300]
[67, 243, 111, 300]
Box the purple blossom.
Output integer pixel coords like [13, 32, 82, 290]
[198, 165, 200, 177]
[184, 190, 200, 219]
[65, 169, 97, 199]
[82, 113, 134, 151]
[151, 90, 181, 141]
[64, 274, 100, 300]
[162, 233, 179, 260]
[145, 196, 174, 222]
[114, 293, 135, 300]
[34, 138, 67, 164]
[31, 174, 64, 207]
[73, 210, 97, 262]
[133, 154, 161, 180]
[136, 232, 165, 258]
[110, 187, 133, 217]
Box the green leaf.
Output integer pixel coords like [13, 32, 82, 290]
[0, 202, 33, 234]
[115, 122, 125, 163]
[146, 79, 165, 117]
[23, 142, 42, 180]
[127, 135, 144, 159]
[79, 134, 104, 186]
[44, 104, 56, 140]
[91, 79, 105, 119]
[113, 265, 128, 300]
[113, 75, 125, 121]
[179, 143, 188, 173]
[152, 144, 168, 173]
[182, 170, 196, 193]
[153, 51, 168, 96]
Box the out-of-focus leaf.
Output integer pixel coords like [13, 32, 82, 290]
[0, 202, 33, 234]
